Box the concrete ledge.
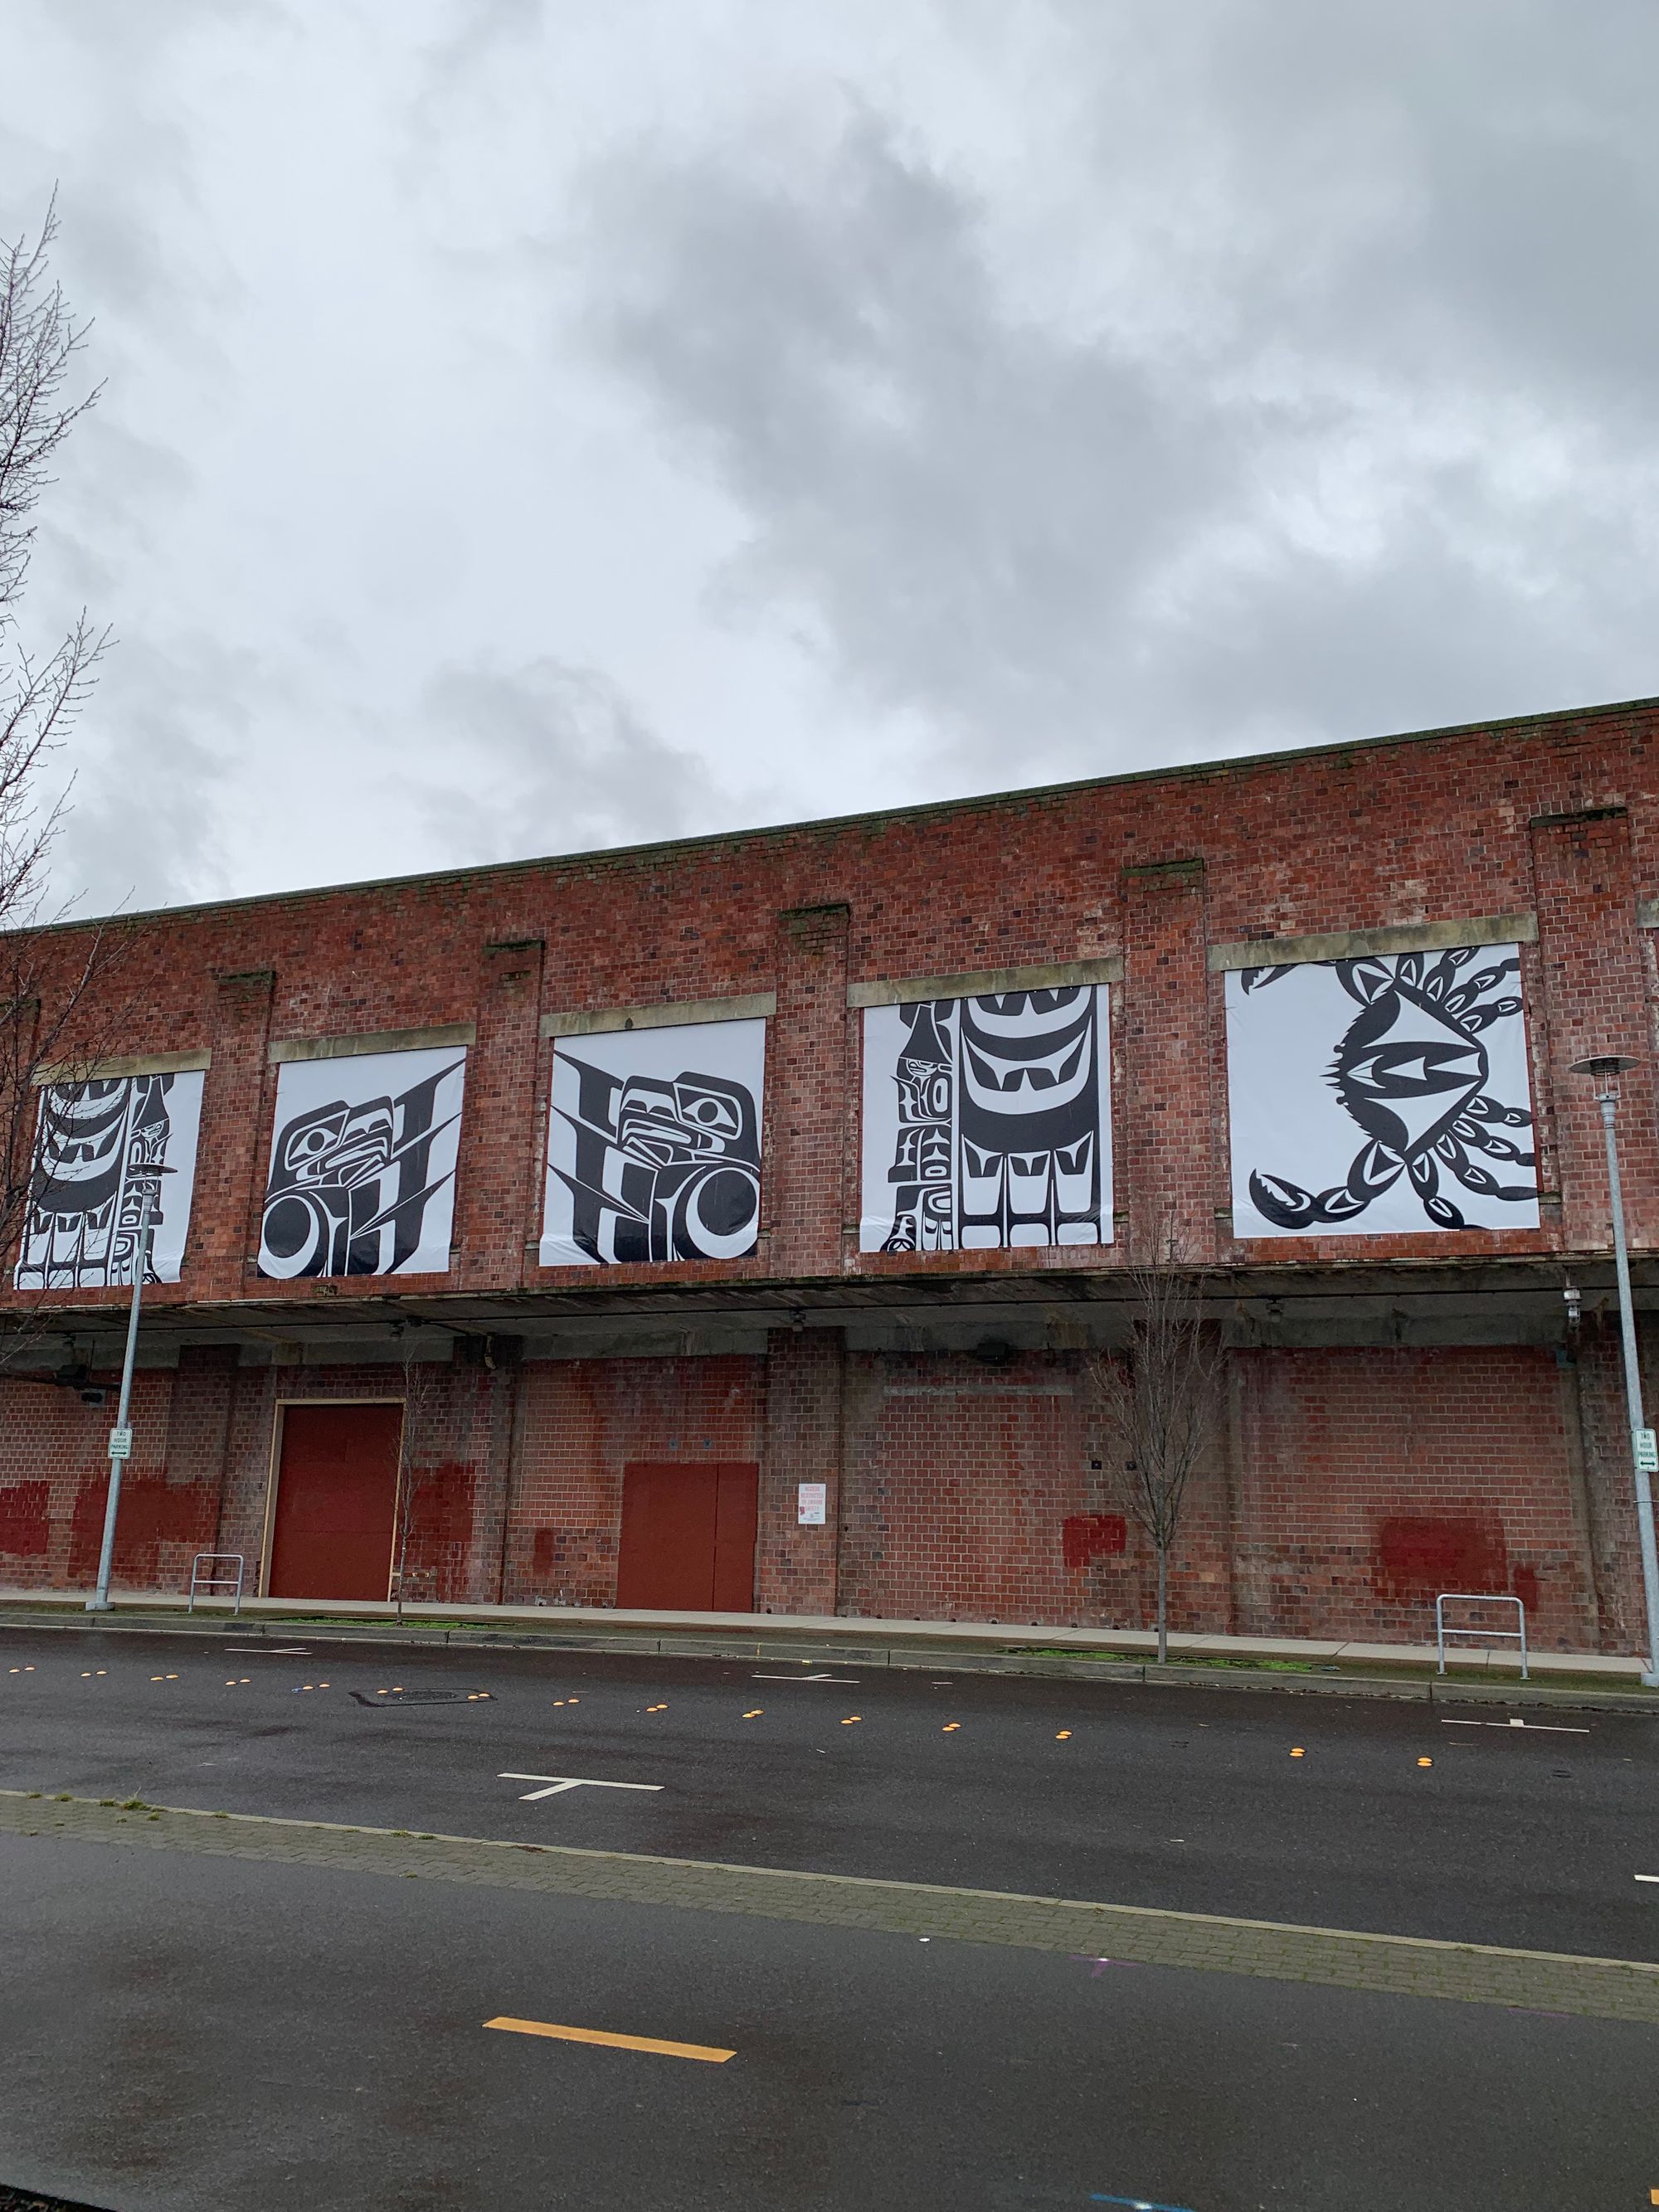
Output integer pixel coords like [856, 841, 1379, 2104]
[848, 957, 1121, 1008]
[540, 994, 776, 1039]
[269, 1024, 474, 1064]
[1208, 912, 1537, 973]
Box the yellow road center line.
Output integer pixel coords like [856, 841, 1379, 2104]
[484, 2016, 734, 2063]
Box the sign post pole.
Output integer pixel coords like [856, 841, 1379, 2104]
[85, 1183, 155, 1616]
[1572, 1057, 1659, 1688]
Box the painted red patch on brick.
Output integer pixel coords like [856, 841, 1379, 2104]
[1063, 1513, 1128, 1569]
[1375, 1514, 1508, 1602]
[0, 1481, 50, 1558]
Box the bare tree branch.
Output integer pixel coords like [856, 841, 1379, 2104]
[0, 192, 128, 1371]
[1090, 1218, 1228, 1662]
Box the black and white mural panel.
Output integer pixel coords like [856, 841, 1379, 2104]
[15, 1070, 205, 1289]
[859, 986, 1112, 1252]
[258, 1048, 466, 1278]
[1225, 945, 1539, 1237]
[541, 1017, 766, 1266]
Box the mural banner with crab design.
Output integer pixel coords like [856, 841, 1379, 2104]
[1225, 944, 1539, 1237]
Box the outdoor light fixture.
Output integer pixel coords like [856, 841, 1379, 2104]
[1568, 1055, 1659, 1686]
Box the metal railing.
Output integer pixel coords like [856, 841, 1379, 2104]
[1435, 1591, 1527, 1680]
[187, 1553, 246, 1616]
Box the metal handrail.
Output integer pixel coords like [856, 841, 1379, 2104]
[1435, 1591, 1527, 1680]
[187, 1552, 245, 1616]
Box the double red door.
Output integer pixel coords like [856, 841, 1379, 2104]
[615, 1462, 758, 1612]
[267, 1402, 403, 1602]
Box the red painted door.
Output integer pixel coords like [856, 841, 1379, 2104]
[615, 1462, 758, 1612]
[268, 1403, 403, 1602]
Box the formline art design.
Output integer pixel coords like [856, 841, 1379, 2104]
[1228, 946, 1538, 1237]
[259, 1049, 466, 1279]
[15, 1071, 203, 1290]
[860, 986, 1112, 1252]
[542, 1018, 766, 1266]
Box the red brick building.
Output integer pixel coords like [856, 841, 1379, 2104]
[3, 694, 1658, 1650]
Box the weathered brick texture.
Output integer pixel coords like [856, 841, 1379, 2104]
[6, 697, 1659, 1646]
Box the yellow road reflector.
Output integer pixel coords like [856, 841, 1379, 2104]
[150, 1675, 163, 1682]
[165, 1674, 178, 1680]
[646, 1704, 668, 1713]
[742, 1709, 764, 1719]
[1418, 1757, 1433, 1768]
[568, 1698, 579, 1704]
[484, 2016, 734, 2064]
[841, 1715, 862, 1725]
[1291, 1748, 1305, 1757]
[1056, 1731, 1073, 1741]
[942, 1723, 961, 1733]
[552, 1700, 567, 1707]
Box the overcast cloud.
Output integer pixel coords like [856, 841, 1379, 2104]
[3, 0, 1657, 915]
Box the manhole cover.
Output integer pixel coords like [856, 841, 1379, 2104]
[349, 1689, 493, 1708]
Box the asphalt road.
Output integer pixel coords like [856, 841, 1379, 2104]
[2, 1624, 1657, 2211]
[2, 1830, 1655, 2212]
[0, 1625, 1655, 1957]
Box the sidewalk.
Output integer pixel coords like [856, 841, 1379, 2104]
[0, 1586, 1650, 1703]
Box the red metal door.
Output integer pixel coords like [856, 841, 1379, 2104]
[616, 1461, 757, 1612]
[268, 1402, 403, 1602]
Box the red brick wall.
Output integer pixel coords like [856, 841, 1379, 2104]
[1, 1338, 1636, 1651]
[502, 1355, 764, 1606]
[1228, 1346, 1599, 1649]
[8, 698, 1659, 1325]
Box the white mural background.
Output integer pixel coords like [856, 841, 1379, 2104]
[15, 1069, 204, 1288]
[258, 1047, 467, 1277]
[1226, 945, 1539, 1237]
[860, 985, 1112, 1252]
[542, 1017, 766, 1266]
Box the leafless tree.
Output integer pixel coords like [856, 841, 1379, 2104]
[1090, 1222, 1228, 1663]
[0, 192, 117, 1358]
[391, 1333, 439, 1621]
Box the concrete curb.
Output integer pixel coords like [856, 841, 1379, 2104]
[2, 1606, 1654, 1714]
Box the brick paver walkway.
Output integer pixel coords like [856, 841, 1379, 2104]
[5, 1789, 1657, 2025]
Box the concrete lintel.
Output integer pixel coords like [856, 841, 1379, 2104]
[32, 1047, 212, 1087]
[269, 1023, 475, 1064]
[541, 993, 776, 1040]
[1208, 912, 1538, 973]
[848, 956, 1121, 1009]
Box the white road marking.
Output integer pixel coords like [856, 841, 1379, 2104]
[499, 1772, 664, 1801]
[752, 1673, 859, 1684]
[1635, 1874, 1659, 1884]
[226, 1647, 311, 1655]
[1438, 1718, 1589, 1733]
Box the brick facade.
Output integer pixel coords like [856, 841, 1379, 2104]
[5, 695, 1659, 1648]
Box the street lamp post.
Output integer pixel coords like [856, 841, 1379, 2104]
[85, 1182, 156, 1616]
[1569, 1056, 1659, 1688]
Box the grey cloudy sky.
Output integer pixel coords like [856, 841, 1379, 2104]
[6, 0, 1658, 915]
